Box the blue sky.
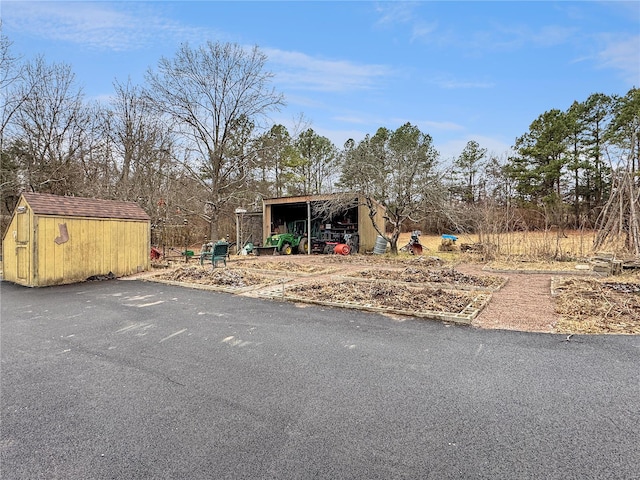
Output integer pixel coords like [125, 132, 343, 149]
[2, 1, 639, 162]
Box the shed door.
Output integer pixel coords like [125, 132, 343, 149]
[16, 211, 29, 280]
[16, 246, 28, 279]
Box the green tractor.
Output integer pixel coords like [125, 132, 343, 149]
[262, 220, 309, 255]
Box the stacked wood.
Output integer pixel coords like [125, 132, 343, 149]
[590, 252, 623, 275]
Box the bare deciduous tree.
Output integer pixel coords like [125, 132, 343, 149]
[1, 26, 23, 141]
[1, 26, 27, 213]
[12, 56, 91, 195]
[106, 78, 177, 208]
[145, 41, 285, 241]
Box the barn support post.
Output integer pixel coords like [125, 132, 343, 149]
[307, 201, 311, 255]
[235, 208, 247, 254]
[236, 212, 240, 254]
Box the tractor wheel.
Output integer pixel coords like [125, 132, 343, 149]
[281, 243, 293, 255]
[297, 237, 309, 254]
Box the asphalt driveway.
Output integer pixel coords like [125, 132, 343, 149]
[1, 279, 639, 479]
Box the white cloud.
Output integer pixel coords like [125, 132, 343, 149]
[374, 2, 577, 54]
[333, 115, 373, 126]
[3, 2, 213, 51]
[374, 2, 419, 27]
[436, 135, 514, 163]
[410, 21, 439, 42]
[469, 23, 577, 53]
[596, 34, 640, 85]
[418, 120, 466, 132]
[265, 48, 393, 93]
[315, 127, 368, 149]
[530, 25, 578, 47]
[433, 76, 495, 89]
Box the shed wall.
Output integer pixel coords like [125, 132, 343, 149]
[357, 202, 386, 252]
[262, 204, 272, 244]
[34, 215, 150, 286]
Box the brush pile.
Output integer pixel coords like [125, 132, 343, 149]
[554, 278, 640, 334]
[287, 280, 475, 313]
[352, 266, 505, 289]
[158, 266, 267, 288]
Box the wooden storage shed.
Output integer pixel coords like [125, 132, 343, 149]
[2, 193, 150, 287]
[261, 194, 386, 253]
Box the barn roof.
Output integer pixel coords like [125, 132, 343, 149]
[21, 193, 150, 221]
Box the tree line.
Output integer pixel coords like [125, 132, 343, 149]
[2, 33, 638, 252]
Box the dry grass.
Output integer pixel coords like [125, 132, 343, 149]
[554, 275, 640, 334]
[486, 229, 596, 259]
[398, 229, 598, 262]
[486, 259, 582, 272]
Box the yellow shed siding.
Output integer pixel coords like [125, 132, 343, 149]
[1, 197, 33, 286]
[357, 201, 386, 252]
[2, 215, 17, 283]
[262, 204, 272, 241]
[38, 216, 62, 283]
[2, 194, 150, 286]
[103, 220, 114, 274]
[31, 216, 149, 286]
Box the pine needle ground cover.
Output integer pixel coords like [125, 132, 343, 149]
[553, 277, 640, 334]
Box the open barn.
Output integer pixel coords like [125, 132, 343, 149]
[259, 194, 386, 254]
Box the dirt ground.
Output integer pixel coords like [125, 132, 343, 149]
[149, 248, 640, 335]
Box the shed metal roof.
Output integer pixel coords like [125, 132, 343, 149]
[21, 193, 150, 221]
[262, 193, 385, 210]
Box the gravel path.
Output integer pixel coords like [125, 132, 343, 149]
[457, 264, 558, 333]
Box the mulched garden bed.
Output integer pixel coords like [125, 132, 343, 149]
[281, 279, 488, 322]
[349, 266, 506, 290]
[553, 278, 640, 334]
[157, 265, 270, 288]
[230, 260, 336, 275]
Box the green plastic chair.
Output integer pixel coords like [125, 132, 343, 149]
[211, 242, 229, 267]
